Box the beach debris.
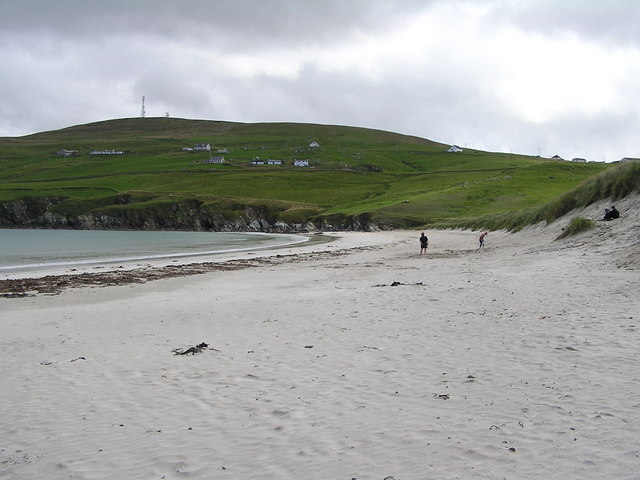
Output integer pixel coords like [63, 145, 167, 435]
[357, 345, 380, 352]
[40, 361, 54, 366]
[70, 356, 86, 362]
[304, 345, 314, 349]
[434, 393, 450, 400]
[373, 281, 424, 288]
[172, 342, 209, 355]
[0, 292, 35, 298]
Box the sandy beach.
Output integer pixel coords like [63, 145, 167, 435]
[1, 195, 639, 480]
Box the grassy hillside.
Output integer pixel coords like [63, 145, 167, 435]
[442, 160, 640, 231]
[0, 117, 611, 229]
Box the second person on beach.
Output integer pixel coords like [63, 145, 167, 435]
[478, 231, 488, 250]
[420, 232, 429, 254]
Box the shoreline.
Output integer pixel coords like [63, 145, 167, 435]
[0, 235, 341, 297]
[0, 230, 321, 280]
[0, 230, 412, 296]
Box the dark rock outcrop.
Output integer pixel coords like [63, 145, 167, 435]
[0, 196, 382, 232]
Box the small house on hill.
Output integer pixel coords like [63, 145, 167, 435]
[205, 156, 225, 164]
[551, 155, 563, 160]
[57, 149, 79, 157]
[193, 143, 211, 151]
[572, 157, 587, 163]
[90, 149, 124, 155]
[309, 141, 320, 148]
[294, 159, 309, 167]
[620, 157, 640, 162]
[446, 145, 463, 153]
[267, 159, 282, 165]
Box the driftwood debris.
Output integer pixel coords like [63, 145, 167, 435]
[172, 342, 209, 356]
[373, 281, 425, 287]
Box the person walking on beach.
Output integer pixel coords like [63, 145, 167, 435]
[419, 232, 429, 254]
[478, 231, 488, 250]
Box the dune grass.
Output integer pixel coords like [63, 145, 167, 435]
[436, 161, 640, 231]
[555, 217, 596, 240]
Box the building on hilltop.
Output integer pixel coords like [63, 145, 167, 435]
[205, 156, 225, 164]
[57, 149, 79, 157]
[551, 155, 564, 160]
[309, 141, 320, 148]
[90, 149, 124, 155]
[446, 145, 463, 153]
[183, 143, 211, 152]
[571, 157, 587, 163]
[620, 157, 640, 162]
[294, 159, 309, 167]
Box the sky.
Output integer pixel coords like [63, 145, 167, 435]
[1, 0, 639, 162]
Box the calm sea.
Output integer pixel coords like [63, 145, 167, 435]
[0, 229, 308, 273]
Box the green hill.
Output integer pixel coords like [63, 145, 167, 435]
[0, 117, 611, 231]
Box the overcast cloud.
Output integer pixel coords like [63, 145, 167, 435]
[1, 0, 639, 161]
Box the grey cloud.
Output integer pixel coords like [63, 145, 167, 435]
[486, 0, 640, 47]
[1, 0, 639, 163]
[5, 0, 638, 49]
[0, 0, 431, 50]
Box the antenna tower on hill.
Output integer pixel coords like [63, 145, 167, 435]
[141, 96, 146, 118]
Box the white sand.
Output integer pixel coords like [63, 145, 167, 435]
[1, 195, 639, 480]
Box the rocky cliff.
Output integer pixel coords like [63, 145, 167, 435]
[0, 196, 381, 232]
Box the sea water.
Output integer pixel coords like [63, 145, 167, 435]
[0, 229, 308, 273]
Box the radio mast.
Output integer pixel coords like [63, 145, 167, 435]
[141, 96, 146, 118]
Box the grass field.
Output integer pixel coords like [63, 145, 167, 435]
[0, 117, 613, 229]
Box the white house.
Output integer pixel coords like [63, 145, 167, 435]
[620, 157, 640, 162]
[90, 149, 124, 155]
[309, 141, 320, 148]
[193, 143, 211, 151]
[572, 157, 587, 163]
[267, 159, 282, 165]
[294, 159, 309, 167]
[551, 155, 564, 160]
[446, 145, 463, 153]
[57, 149, 79, 157]
[205, 156, 225, 164]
